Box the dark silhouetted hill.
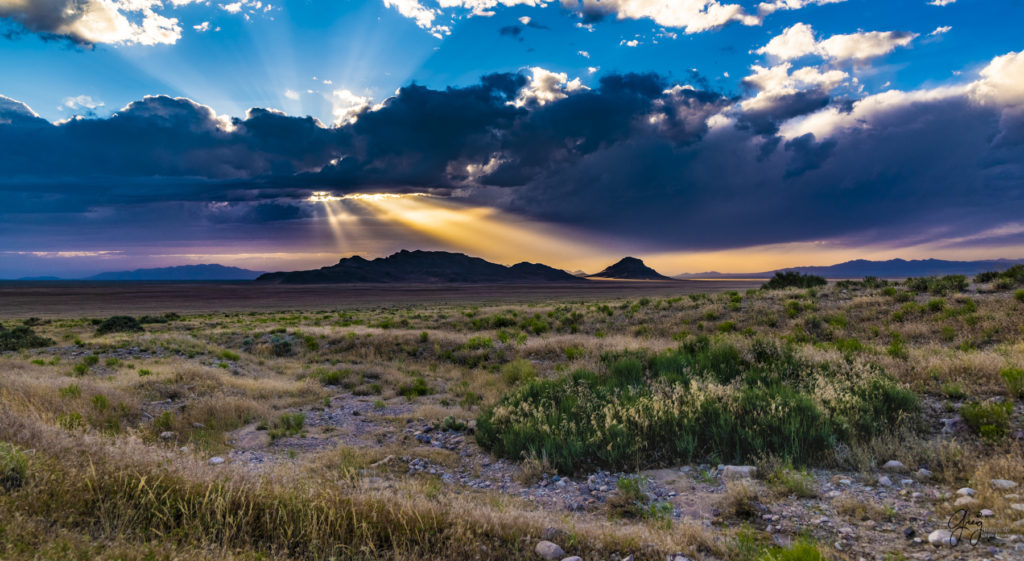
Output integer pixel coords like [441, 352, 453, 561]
[673, 258, 1024, 279]
[87, 264, 263, 281]
[587, 257, 673, 280]
[257, 250, 583, 284]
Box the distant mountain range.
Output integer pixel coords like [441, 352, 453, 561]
[86, 264, 264, 281]
[673, 258, 1024, 280]
[257, 250, 585, 284]
[588, 257, 674, 280]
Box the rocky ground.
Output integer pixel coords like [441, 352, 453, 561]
[206, 393, 1024, 561]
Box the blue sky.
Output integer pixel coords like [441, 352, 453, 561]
[1, 0, 1023, 277]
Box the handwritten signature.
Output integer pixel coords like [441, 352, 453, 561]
[947, 508, 983, 547]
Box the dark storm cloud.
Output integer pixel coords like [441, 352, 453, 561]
[2, 63, 1024, 252]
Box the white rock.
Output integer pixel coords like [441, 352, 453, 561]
[561, 557, 582, 561]
[882, 460, 907, 472]
[917, 468, 933, 479]
[954, 496, 978, 507]
[878, 476, 892, 487]
[956, 487, 976, 497]
[208, 456, 225, 465]
[722, 465, 757, 479]
[980, 509, 995, 517]
[991, 479, 1019, 491]
[534, 541, 565, 560]
[928, 529, 957, 547]
[900, 479, 914, 486]
[1011, 503, 1024, 512]
[159, 431, 176, 441]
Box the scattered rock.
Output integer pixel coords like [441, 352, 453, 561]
[928, 529, 957, 547]
[991, 479, 1019, 491]
[878, 476, 893, 487]
[1011, 503, 1024, 513]
[956, 487, 976, 497]
[722, 465, 757, 479]
[882, 460, 907, 472]
[903, 527, 915, 539]
[980, 509, 995, 517]
[561, 557, 582, 561]
[192, 422, 206, 429]
[208, 456, 225, 465]
[666, 555, 693, 561]
[917, 468, 933, 479]
[159, 431, 177, 441]
[534, 541, 565, 560]
[953, 496, 978, 507]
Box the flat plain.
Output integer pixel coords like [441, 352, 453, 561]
[1, 276, 1023, 561]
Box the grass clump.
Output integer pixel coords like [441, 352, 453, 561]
[606, 475, 673, 526]
[95, 315, 144, 335]
[0, 442, 28, 492]
[762, 272, 826, 291]
[960, 401, 1012, 442]
[500, 359, 536, 386]
[398, 377, 431, 399]
[268, 412, 306, 441]
[1001, 367, 1024, 398]
[0, 324, 54, 351]
[477, 338, 917, 473]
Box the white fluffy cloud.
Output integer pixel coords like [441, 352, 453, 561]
[574, 0, 759, 34]
[756, 0, 845, 16]
[970, 50, 1024, 107]
[62, 95, 105, 112]
[437, 0, 549, 17]
[928, 0, 955, 6]
[0, 0, 239, 45]
[930, 25, 951, 36]
[513, 67, 586, 107]
[756, 23, 918, 62]
[382, 0, 449, 37]
[331, 89, 372, 125]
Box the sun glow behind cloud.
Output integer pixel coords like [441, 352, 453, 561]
[306, 191, 614, 268]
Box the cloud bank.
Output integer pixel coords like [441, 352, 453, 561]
[1, 51, 1023, 256]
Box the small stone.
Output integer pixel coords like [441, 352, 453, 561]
[882, 460, 907, 472]
[957, 487, 976, 497]
[903, 527, 915, 539]
[561, 558, 582, 561]
[534, 541, 565, 560]
[917, 468, 933, 479]
[980, 509, 995, 517]
[722, 465, 757, 479]
[1006, 493, 1022, 500]
[839, 478, 852, 485]
[192, 422, 205, 429]
[541, 528, 568, 542]
[1011, 503, 1024, 512]
[928, 529, 957, 547]
[954, 496, 978, 507]
[666, 555, 693, 561]
[900, 479, 914, 486]
[991, 479, 1019, 491]
[208, 456, 225, 465]
[159, 431, 176, 441]
[878, 476, 892, 487]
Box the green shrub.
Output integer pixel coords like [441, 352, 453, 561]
[315, 369, 349, 386]
[941, 383, 966, 400]
[1000, 367, 1024, 398]
[766, 466, 817, 498]
[95, 315, 144, 335]
[961, 401, 1012, 442]
[606, 475, 672, 526]
[501, 359, 537, 386]
[398, 377, 430, 399]
[564, 346, 585, 360]
[463, 336, 493, 350]
[0, 325, 53, 351]
[717, 321, 737, 333]
[0, 442, 28, 492]
[219, 350, 240, 361]
[83, 354, 99, 367]
[269, 412, 306, 441]
[927, 298, 945, 312]
[976, 265, 1024, 288]
[762, 272, 827, 290]
[71, 363, 89, 377]
[760, 539, 826, 561]
[887, 333, 908, 360]
[477, 343, 916, 473]
[59, 384, 81, 398]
